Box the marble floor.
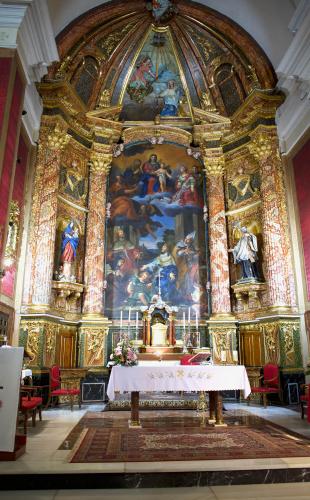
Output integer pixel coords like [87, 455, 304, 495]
[1, 403, 310, 498]
[1, 403, 310, 474]
[1, 483, 310, 499]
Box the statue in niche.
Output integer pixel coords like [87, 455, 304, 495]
[228, 166, 260, 207]
[60, 221, 79, 281]
[229, 226, 260, 282]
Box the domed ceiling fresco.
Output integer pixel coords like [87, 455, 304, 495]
[47, 0, 276, 123]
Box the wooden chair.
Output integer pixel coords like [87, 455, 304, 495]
[19, 386, 43, 434]
[248, 363, 281, 408]
[49, 365, 81, 411]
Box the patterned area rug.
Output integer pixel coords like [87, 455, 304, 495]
[62, 410, 310, 463]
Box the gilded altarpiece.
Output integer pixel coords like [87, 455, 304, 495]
[18, 0, 305, 390]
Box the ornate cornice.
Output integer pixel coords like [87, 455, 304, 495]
[122, 125, 192, 147]
[231, 90, 283, 124]
[193, 122, 231, 146]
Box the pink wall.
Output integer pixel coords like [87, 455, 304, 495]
[293, 138, 310, 300]
[0, 58, 12, 131]
[1, 134, 29, 297]
[0, 69, 24, 259]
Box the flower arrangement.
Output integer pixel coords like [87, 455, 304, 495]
[109, 336, 138, 366]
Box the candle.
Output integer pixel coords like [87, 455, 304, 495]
[221, 350, 227, 363]
[183, 311, 186, 330]
[233, 350, 238, 363]
[120, 310, 123, 329]
[188, 307, 191, 323]
[197, 331, 200, 348]
[128, 307, 131, 325]
[135, 311, 139, 341]
[195, 311, 198, 331]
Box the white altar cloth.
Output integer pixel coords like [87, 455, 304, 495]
[107, 364, 251, 400]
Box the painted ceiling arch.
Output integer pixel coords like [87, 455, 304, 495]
[45, 0, 276, 122]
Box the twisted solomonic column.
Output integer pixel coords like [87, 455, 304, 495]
[249, 129, 297, 311]
[82, 151, 112, 316]
[24, 121, 70, 309]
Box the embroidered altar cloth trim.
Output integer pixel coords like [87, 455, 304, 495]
[107, 365, 251, 400]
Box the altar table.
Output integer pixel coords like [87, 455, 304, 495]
[107, 364, 251, 427]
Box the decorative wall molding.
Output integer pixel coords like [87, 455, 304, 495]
[22, 83, 42, 143]
[17, 0, 58, 83]
[0, 4, 28, 49]
[0, 1, 59, 144]
[276, 0, 310, 154]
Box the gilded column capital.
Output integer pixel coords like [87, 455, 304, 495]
[90, 152, 113, 175]
[202, 149, 225, 176]
[46, 124, 71, 151]
[248, 130, 277, 162]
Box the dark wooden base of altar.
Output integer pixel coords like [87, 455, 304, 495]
[129, 391, 226, 428]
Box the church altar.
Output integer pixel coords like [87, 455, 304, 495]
[107, 364, 251, 427]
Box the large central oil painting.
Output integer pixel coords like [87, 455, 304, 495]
[104, 143, 209, 319]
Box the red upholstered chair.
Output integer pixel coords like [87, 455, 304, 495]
[19, 387, 43, 434]
[300, 384, 309, 420]
[248, 363, 281, 408]
[50, 365, 81, 411]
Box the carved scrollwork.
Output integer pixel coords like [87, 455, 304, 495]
[24, 322, 41, 366]
[80, 327, 109, 366]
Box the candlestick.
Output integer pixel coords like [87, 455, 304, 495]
[135, 311, 139, 340]
[196, 331, 200, 348]
[128, 307, 131, 338]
